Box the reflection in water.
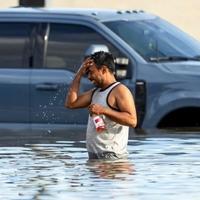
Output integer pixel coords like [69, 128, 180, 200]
[0, 130, 200, 200]
[87, 160, 134, 180]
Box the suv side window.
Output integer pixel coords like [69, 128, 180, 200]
[0, 23, 35, 68]
[45, 23, 123, 72]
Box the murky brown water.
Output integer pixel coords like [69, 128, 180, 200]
[0, 129, 200, 200]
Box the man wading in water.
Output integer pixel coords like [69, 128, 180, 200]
[65, 51, 137, 159]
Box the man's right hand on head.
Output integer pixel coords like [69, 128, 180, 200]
[78, 58, 93, 76]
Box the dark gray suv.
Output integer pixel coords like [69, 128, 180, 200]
[1, 7, 200, 134]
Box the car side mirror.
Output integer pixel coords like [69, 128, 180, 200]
[114, 57, 129, 79]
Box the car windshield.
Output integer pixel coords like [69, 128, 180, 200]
[104, 18, 200, 62]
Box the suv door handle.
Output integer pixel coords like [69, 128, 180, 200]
[35, 83, 59, 91]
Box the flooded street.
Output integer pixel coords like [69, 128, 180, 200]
[0, 130, 200, 200]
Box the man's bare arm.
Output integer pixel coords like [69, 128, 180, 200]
[65, 59, 94, 109]
[88, 85, 137, 128]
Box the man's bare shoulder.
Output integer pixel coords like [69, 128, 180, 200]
[84, 87, 97, 98]
[113, 83, 132, 96]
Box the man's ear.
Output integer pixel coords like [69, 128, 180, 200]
[102, 65, 108, 73]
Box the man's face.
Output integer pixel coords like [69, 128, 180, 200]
[86, 63, 104, 87]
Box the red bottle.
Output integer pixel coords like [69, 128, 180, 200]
[92, 115, 106, 132]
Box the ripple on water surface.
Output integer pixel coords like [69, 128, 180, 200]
[0, 133, 200, 200]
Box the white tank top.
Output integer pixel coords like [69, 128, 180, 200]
[86, 82, 129, 158]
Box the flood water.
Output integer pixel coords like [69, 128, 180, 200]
[0, 129, 200, 200]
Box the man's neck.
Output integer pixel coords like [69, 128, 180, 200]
[101, 76, 117, 89]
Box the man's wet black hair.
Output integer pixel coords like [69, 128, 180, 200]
[89, 51, 115, 73]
